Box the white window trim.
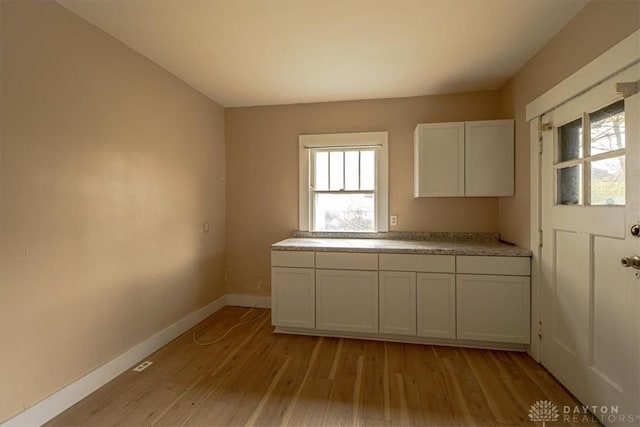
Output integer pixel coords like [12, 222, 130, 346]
[299, 131, 389, 232]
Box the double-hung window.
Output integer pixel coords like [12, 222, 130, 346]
[299, 132, 389, 232]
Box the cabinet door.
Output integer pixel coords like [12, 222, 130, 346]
[414, 122, 465, 197]
[271, 267, 315, 328]
[316, 269, 378, 333]
[456, 274, 530, 344]
[464, 120, 514, 196]
[379, 271, 416, 336]
[416, 273, 456, 339]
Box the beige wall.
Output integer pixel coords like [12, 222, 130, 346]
[498, 0, 640, 248]
[225, 92, 504, 296]
[0, 1, 226, 422]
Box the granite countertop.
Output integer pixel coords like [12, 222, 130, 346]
[272, 234, 532, 257]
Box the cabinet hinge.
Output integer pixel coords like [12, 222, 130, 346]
[538, 137, 544, 155]
[538, 230, 544, 248]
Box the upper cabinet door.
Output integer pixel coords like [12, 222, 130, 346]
[414, 122, 465, 197]
[464, 120, 514, 197]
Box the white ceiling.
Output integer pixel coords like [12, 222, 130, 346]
[58, 0, 589, 107]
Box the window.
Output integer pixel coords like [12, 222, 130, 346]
[299, 132, 388, 232]
[555, 100, 625, 206]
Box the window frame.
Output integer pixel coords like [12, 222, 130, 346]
[553, 99, 626, 206]
[299, 131, 389, 232]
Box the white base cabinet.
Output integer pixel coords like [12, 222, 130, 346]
[456, 274, 531, 344]
[271, 250, 531, 348]
[271, 267, 315, 328]
[379, 271, 416, 336]
[316, 269, 379, 333]
[417, 273, 456, 339]
[271, 251, 316, 328]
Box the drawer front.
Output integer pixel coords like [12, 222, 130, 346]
[315, 252, 378, 271]
[379, 253, 455, 273]
[271, 250, 315, 268]
[456, 256, 530, 276]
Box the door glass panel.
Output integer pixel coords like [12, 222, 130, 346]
[590, 156, 625, 205]
[590, 100, 625, 155]
[557, 165, 582, 205]
[314, 151, 329, 191]
[558, 118, 583, 162]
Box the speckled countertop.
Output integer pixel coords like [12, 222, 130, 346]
[272, 232, 531, 257]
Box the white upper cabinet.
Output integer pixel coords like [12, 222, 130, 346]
[414, 119, 514, 197]
[465, 120, 514, 196]
[414, 122, 465, 197]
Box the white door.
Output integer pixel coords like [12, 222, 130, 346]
[540, 63, 640, 424]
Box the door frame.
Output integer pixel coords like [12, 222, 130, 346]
[526, 29, 640, 361]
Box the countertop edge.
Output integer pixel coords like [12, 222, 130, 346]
[271, 240, 532, 257]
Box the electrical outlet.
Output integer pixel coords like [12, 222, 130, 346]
[133, 361, 153, 372]
[203, 221, 210, 233]
[390, 215, 398, 226]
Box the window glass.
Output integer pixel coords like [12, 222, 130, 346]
[313, 193, 375, 231]
[558, 118, 582, 162]
[557, 165, 582, 205]
[344, 151, 359, 190]
[590, 100, 625, 155]
[360, 150, 375, 190]
[591, 156, 625, 205]
[329, 151, 344, 190]
[314, 151, 328, 191]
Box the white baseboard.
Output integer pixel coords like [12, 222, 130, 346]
[225, 294, 271, 309]
[1, 295, 226, 427]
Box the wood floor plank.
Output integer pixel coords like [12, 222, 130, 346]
[45, 307, 592, 427]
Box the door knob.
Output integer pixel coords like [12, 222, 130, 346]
[621, 255, 640, 270]
[631, 224, 640, 237]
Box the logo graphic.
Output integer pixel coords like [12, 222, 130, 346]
[529, 400, 560, 426]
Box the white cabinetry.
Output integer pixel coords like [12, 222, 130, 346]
[414, 119, 514, 197]
[271, 251, 315, 328]
[316, 269, 378, 333]
[315, 252, 378, 334]
[414, 122, 465, 197]
[417, 273, 456, 339]
[271, 249, 531, 348]
[379, 271, 416, 335]
[378, 254, 455, 338]
[456, 256, 530, 344]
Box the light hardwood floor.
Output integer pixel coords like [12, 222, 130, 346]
[46, 306, 595, 426]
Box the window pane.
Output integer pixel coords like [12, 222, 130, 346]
[591, 156, 625, 205]
[590, 100, 625, 156]
[360, 150, 375, 190]
[558, 118, 582, 162]
[314, 151, 328, 191]
[557, 165, 582, 205]
[314, 193, 375, 231]
[344, 151, 359, 190]
[329, 151, 344, 191]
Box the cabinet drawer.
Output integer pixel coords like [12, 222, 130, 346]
[379, 253, 455, 273]
[316, 252, 378, 271]
[271, 250, 315, 268]
[456, 256, 530, 276]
